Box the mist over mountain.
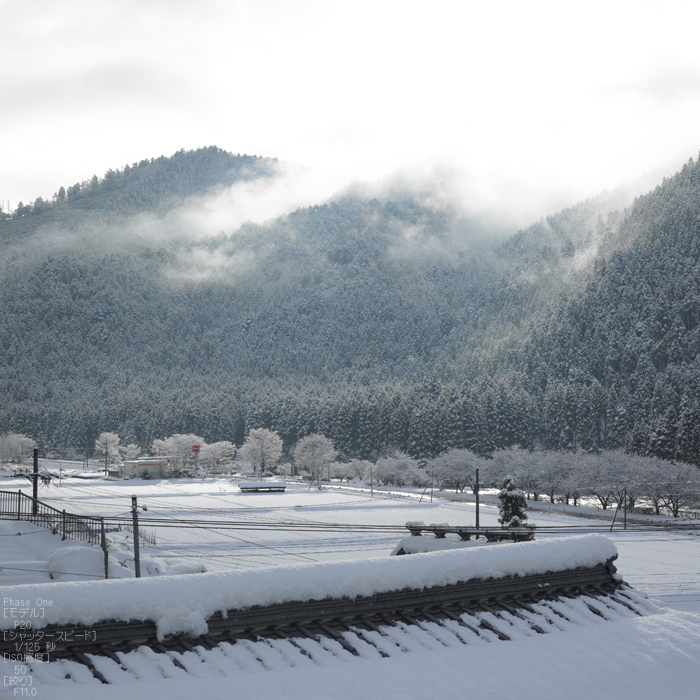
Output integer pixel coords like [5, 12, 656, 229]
[1, 147, 698, 465]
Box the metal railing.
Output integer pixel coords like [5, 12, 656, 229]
[404, 522, 535, 542]
[0, 489, 101, 545]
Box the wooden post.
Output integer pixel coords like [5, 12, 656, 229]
[101, 518, 108, 580]
[610, 491, 623, 531]
[623, 486, 627, 530]
[131, 496, 141, 578]
[17, 490, 22, 520]
[32, 448, 39, 515]
[62, 509, 66, 540]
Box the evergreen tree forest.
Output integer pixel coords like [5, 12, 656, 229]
[2, 147, 700, 468]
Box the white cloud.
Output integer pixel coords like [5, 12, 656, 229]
[2, 0, 700, 221]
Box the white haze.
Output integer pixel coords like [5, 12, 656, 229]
[3, 148, 681, 286]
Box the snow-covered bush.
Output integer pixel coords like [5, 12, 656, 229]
[498, 475, 529, 527]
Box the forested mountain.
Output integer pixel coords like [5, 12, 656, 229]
[0, 146, 276, 248]
[1, 147, 699, 466]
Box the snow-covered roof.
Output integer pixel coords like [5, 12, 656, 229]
[0, 535, 617, 640]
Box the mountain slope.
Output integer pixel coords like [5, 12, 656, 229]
[3, 149, 699, 465]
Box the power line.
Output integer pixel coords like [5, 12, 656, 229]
[143, 507, 319, 563]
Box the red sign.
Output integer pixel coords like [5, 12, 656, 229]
[192, 445, 200, 453]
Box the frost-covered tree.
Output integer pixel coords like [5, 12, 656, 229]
[655, 461, 700, 517]
[294, 433, 336, 489]
[538, 452, 567, 504]
[374, 452, 424, 487]
[490, 447, 542, 500]
[498, 475, 529, 528]
[201, 441, 236, 471]
[429, 448, 481, 493]
[151, 433, 207, 469]
[330, 461, 352, 482]
[0, 433, 35, 463]
[346, 458, 372, 481]
[94, 432, 122, 474]
[122, 443, 141, 461]
[240, 428, 282, 473]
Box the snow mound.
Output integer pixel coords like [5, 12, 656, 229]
[0, 535, 617, 640]
[47, 546, 106, 582]
[46, 546, 135, 581]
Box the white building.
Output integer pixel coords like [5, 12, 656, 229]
[119, 456, 170, 479]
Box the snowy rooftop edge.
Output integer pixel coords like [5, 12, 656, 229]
[0, 535, 617, 640]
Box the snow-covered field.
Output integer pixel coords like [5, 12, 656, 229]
[3, 473, 699, 609]
[1, 471, 700, 698]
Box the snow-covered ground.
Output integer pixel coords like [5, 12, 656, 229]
[3, 473, 698, 610]
[1, 471, 699, 698]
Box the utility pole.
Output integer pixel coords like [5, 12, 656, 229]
[475, 467, 480, 530]
[32, 448, 38, 515]
[131, 495, 141, 578]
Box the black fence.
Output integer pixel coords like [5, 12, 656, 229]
[0, 489, 102, 545]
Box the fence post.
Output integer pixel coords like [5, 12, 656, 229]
[17, 490, 21, 520]
[62, 510, 66, 540]
[32, 448, 38, 515]
[475, 468, 480, 530]
[131, 496, 141, 578]
[101, 518, 108, 580]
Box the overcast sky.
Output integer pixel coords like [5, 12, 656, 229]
[3, 0, 700, 226]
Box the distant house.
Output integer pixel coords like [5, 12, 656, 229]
[119, 457, 170, 479]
